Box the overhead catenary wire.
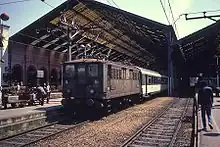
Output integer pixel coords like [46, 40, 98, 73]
[174, 9, 220, 23]
[0, 0, 32, 6]
[0, 0, 55, 8]
[183, 9, 220, 15]
[167, 0, 179, 38]
[41, 0, 55, 8]
[111, 0, 120, 9]
[159, 0, 171, 25]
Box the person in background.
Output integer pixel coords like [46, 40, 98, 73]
[198, 80, 214, 131]
[36, 84, 47, 106]
[16, 82, 21, 94]
[46, 82, 51, 104]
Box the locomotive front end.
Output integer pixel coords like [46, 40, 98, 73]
[62, 60, 104, 109]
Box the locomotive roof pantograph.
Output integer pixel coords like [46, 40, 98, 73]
[9, 0, 177, 74]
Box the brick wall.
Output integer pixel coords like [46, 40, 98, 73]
[8, 41, 67, 86]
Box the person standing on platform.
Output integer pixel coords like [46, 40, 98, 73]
[16, 82, 21, 95]
[36, 84, 47, 106]
[46, 82, 51, 104]
[198, 81, 214, 131]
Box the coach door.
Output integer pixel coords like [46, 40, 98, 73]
[145, 75, 148, 95]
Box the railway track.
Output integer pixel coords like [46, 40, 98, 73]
[121, 98, 190, 147]
[0, 118, 89, 147]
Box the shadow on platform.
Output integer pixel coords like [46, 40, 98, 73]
[34, 105, 63, 111]
[212, 105, 220, 109]
[203, 132, 220, 136]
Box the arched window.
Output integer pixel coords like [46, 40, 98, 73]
[27, 65, 37, 87]
[12, 64, 23, 84]
[39, 67, 48, 85]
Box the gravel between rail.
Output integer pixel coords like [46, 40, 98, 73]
[31, 97, 175, 147]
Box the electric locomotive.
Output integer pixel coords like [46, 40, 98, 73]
[61, 58, 142, 111]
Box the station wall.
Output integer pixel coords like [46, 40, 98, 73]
[6, 41, 67, 88]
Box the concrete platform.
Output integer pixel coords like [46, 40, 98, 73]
[1, 92, 62, 109]
[198, 97, 220, 147]
[0, 98, 64, 139]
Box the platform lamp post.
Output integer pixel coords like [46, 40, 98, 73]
[214, 55, 220, 87]
[0, 13, 9, 108]
[0, 13, 9, 61]
[215, 55, 220, 96]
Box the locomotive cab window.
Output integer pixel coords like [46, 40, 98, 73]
[77, 64, 86, 77]
[64, 64, 75, 78]
[88, 64, 99, 77]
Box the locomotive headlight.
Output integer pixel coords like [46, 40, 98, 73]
[89, 89, 95, 94]
[94, 79, 99, 85]
[66, 89, 71, 93]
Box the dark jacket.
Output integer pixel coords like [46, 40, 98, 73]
[198, 86, 213, 106]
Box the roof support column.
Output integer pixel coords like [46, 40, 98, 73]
[67, 0, 72, 61]
[68, 34, 72, 61]
[166, 26, 174, 97]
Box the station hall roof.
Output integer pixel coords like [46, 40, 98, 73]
[179, 20, 220, 76]
[10, 0, 176, 72]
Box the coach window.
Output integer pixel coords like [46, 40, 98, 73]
[112, 69, 115, 79]
[129, 70, 133, 80]
[111, 69, 114, 79]
[108, 65, 112, 79]
[115, 69, 118, 79]
[118, 69, 120, 79]
[161, 78, 164, 84]
[114, 69, 117, 79]
[148, 76, 152, 84]
[126, 70, 129, 80]
[121, 68, 124, 79]
[157, 77, 160, 84]
[119, 69, 122, 79]
[64, 64, 75, 78]
[122, 70, 124, 79]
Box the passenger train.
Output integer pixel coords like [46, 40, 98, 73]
[61, 58, 168, 112]
[137, 67, 168, 96]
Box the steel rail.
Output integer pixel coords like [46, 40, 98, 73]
[121, 98, 190, 147]
[169, 99, 191, 147]
[0, 118, 89, 147]
[120, 99, 175, 147]
[22, 120, 89, 147]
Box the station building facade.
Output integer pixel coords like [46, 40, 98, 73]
[5, 40, 67, 89]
